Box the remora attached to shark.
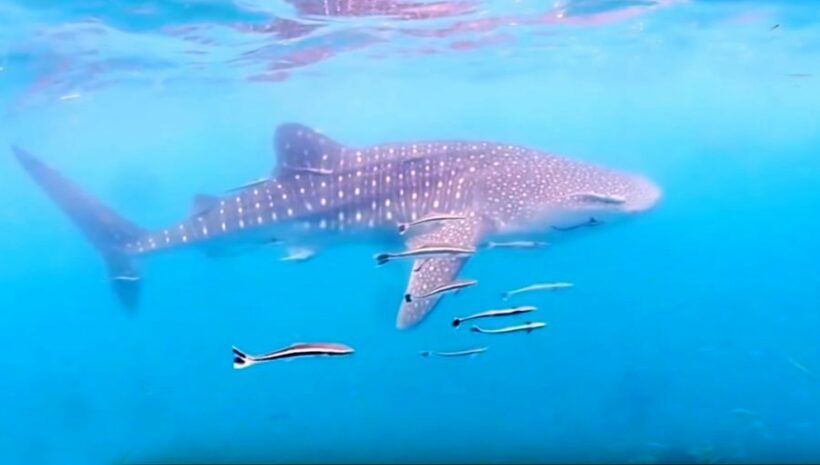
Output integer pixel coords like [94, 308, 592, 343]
[12, 123, 661, 329]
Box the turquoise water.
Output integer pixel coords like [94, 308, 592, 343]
[1, 1, 819, 463]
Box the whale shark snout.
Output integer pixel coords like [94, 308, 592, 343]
[624, 175, 662, 213]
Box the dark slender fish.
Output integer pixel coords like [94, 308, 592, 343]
[405, 279, 477, 303]
[226, 177, 270, 193]
[232, 343, 353, 369]
[552, 217, 602, 231]
[452, 306, 536, 327]
[470, 321, 547, 335]
[420, 347, 488, 357]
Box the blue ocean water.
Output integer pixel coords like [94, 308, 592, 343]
[1, 0, 819, 463]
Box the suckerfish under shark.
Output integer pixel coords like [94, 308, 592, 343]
[12, 122, 661, 329]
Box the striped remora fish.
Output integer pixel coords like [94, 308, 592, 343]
[470, 321, 547, 335]
[420, 347, 488, 357]
[232, 343, 354, 369]
[397, 213, 467, 235]
[452, 305, 537, 328]
[482, 240, 549, 250]
[404, 279, 477, 303]
[375, 245, 475, 266]
[501, 282, 573, 300]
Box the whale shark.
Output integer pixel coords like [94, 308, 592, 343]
[12, 123, 661, 329]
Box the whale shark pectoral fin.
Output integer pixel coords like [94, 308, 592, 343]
[273, 123, 344, 175]
[396, 216, 486, 330]
[399, 255, 469, 329]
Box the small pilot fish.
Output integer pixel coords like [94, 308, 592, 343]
[730, 408, 758, 418]
[482, 240, 549, 250]
[375, 245, 475, 266]
[280, 247, 317, 262]
[502, 282, 573, 300]
[232, 343, 353, 369]
[420, 347, 488, 358]
[226, 177, 270, 193]
[568, 192, 626, 205]
[470, 321, 547, 335]
[787, 357, 817, 380]
[397, 213, 467, 234]
[112, 275, 140, 282]
[452, 306, 537, 328]
[405, 279, 477, 303]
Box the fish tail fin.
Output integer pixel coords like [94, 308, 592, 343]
[375, 253, 390, 266]
[12, 146, 146, 309]
[451, 318, 462, 328]
[470, 325, 480, 333]
[232, 346, 256, 370]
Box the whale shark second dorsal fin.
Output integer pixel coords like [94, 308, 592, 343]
[274, 123, 344, 176]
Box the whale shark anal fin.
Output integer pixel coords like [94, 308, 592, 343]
[396, 215, 486, 329]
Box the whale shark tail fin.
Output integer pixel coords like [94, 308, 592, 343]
[12, 146, 146, 310]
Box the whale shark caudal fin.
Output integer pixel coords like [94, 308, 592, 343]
[12, 146, 146, 310]
[397, 215, 487, 329]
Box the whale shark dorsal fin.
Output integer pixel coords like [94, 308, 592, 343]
[397, 215, 486, 329]
[190, 194, 219, 217]
[274, 123, 343, 176]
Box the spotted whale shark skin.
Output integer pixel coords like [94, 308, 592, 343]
[12, 123, 661, 329]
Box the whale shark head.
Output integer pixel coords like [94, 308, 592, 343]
[485, 155, 662, 235]
[548, 164, 661, 229]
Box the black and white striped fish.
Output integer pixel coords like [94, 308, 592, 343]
[397, 213, 467, 235]
[481, 240, 549, 250]
[405, 279, 477, 303]
[501, 282, 573, 300]
[452, 305, 537, 328]
[420, 347, 487, 357]
[470, 321, 547, 335]
[375, 245, 475, 266]
[232, 343, 353, 369]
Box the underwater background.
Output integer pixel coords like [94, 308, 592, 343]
[1, 0, 819, 463]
